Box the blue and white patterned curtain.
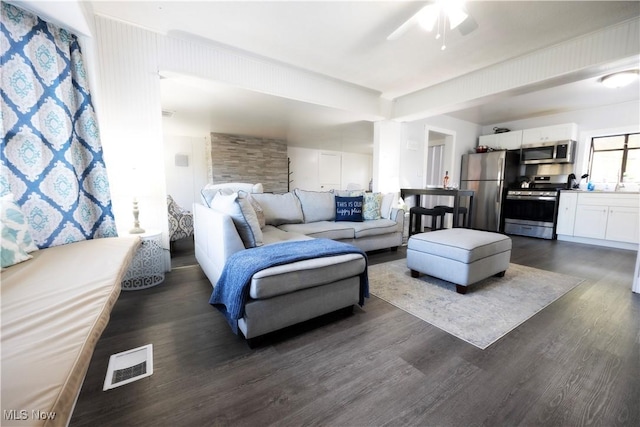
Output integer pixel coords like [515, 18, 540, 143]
[1, 2, 117, 248]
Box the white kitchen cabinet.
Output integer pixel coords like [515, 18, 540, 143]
[522, 123, 578, 144]
[556, 191, 578, 235]
[606, 206, 639, 243]
[573, 204, 608, 239]
[478, 130, 523, 150]
[560, 192, 639, 248]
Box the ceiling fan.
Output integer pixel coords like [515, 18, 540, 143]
[387, 0, 478, 49]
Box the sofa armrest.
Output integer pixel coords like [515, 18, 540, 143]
[193, 203, 245, 285]
[390, 208, 405, 230]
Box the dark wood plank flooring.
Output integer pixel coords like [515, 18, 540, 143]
[70, 236, 640, 427]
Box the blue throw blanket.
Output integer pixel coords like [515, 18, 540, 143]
[209, 238, 369, 334]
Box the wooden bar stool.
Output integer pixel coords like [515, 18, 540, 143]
[409, 207, 446, 235]
[434, 205, 468, 228]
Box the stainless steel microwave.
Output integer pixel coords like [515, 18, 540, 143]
[520, 140, 575, 164]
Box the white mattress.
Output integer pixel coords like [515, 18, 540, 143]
[1, 236, 140, 427]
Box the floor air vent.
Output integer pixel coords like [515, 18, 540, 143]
[103, 344, 154, 391]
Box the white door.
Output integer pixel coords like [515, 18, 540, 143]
[427, 144, 444, 187]
[319, 152, 341, 191]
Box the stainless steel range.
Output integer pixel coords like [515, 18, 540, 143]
[503, 175, 566, 240]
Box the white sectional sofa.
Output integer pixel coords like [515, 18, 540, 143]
[194, 184, 404, 344]
[199, 185, 405, 253]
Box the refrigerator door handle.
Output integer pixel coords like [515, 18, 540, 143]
[496, 181, 503, 231]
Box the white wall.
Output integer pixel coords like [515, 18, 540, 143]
[92, 17, 168, 249]
[401, 116, 482, 191]
[373, 121, 402, 194]
[400, 125, 425, 190]
[342, 152, 373, 190]
[163, 135, 209, 210]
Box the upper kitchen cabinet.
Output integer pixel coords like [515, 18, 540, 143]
[522, 123, 578, 144]
[478, 130, 523, 150]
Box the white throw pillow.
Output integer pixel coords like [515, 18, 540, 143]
[209, 191, 263, 248]
[246, 193, 265, 229]
[250, 192, 304, 226]
[201, 183, 264, 207]
[380, 192, 396, 219]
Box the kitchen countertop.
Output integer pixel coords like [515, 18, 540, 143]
[560, 189, 640, 194]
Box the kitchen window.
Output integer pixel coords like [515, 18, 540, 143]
[588, 133, 639, 185]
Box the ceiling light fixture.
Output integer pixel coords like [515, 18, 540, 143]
[416, 0, 468, 50]
[601, 70, 639, 88]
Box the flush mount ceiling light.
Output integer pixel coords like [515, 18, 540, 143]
[601, 70, 639, 88]
[388, 0, 473, 51]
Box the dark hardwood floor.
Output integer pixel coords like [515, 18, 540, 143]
[70, 236, 640, 427]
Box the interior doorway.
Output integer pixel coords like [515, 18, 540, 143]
[427, 143, 445, 188]
[424, 128, 456, 227]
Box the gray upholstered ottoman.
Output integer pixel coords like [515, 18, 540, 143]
[407, 228, 512, 294]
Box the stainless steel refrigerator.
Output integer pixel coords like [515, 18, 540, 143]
[461, 150, 519, 232]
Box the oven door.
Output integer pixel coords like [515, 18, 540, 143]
[503, 195, 558, 239]
[503, 196, 557, 223]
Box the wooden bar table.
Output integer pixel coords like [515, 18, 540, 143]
[400, 188, 475, 228]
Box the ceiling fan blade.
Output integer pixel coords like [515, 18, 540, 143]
[457, 14, 478, 36]
[386, 11, 421, 41]
[387, 2, 478, 40]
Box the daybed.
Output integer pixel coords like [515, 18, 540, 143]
[194, 184, 404, 342]
[1, 236, 140, 427]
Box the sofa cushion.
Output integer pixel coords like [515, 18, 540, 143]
[210, 191, 263, 248]
[249, 252, 366, 299]
[251, 192, 304, 226]
[335, 196, 363, 222]
[294, 189, 335, 223]
[350, 218, 400, 239]
[363, 192, 383, 220]
[278, 221, 355, 240]
[262, 225, 312, 245]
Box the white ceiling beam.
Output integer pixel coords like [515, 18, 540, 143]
[392, 18, 640, 122]
[158, 31, 386, 123]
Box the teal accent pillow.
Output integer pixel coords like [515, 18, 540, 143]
[363, 192, 383, 220]
[335, 196, 363, 222]
[1, 194, 38, 269]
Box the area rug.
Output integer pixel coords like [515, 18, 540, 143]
[368, 259, 584, 349]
